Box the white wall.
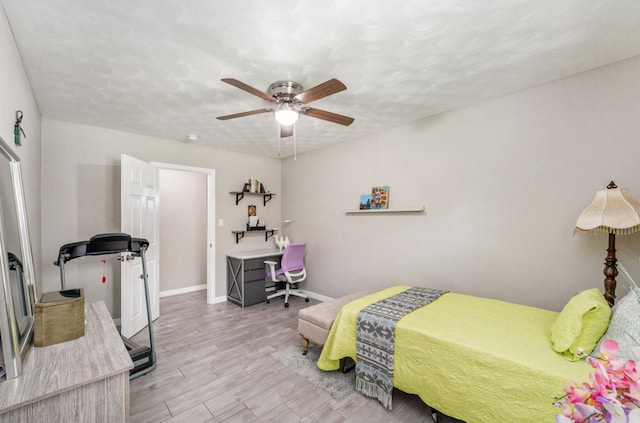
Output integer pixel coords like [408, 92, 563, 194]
[41, 119, 281, 317]
[6, 0, 640, 313]
[159, 168, 206, 292]
[0, 7, 41, 288]
[282, 55, 640, 311]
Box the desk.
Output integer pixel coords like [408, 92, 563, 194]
[0, 301, 133, 422]
[226, 249, 283, 307]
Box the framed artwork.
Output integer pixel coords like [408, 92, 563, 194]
[248, 204, 256, 216]
[359, 194, 371, 210]
[370, 186, 389, 209]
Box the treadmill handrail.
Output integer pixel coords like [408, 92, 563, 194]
[54, 233, 149, 265]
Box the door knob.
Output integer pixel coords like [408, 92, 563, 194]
[126, 255, 135, 261]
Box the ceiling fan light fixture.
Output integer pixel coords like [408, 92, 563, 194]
[274, 103, 299, 126]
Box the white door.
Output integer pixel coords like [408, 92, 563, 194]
[121, 154, 160, 338]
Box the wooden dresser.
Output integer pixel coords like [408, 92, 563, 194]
[0, 301, 133, 422]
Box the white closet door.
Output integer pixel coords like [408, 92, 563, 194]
[120, 154, 160, 338]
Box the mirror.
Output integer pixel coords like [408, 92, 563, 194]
[0, 135, 37, 380]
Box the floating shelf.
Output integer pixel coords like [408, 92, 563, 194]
[344, 207, 425, 214]
[230, 191, 275, 206]
[231, 229, 277, 244]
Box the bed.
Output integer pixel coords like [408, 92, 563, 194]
[317, 285, 615, 423]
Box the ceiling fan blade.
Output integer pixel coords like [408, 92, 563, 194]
[221, 78, 275, 102]
[294, 78, 347, 104]
[280, 125, 293, 138]
[303, 107, 355, 126]
[216, 108, 272, 120]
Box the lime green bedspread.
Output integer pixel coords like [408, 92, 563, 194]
[317, 286, 593, 423]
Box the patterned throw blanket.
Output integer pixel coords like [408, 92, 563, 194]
[355, 287, 447, 410]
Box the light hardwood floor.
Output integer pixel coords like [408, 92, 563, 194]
[130, 291, 462, 423]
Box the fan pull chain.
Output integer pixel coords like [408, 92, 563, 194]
[293, 124, 297, 161]
[277, 122, 281, 157]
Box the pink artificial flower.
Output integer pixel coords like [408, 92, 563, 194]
[625, 380, 640, 403]
[569, 383, 593, 403]
[599, 397, 627, 423]
[575, 403, 600, 420]
[556, 339, 640, 422]
[591, 368, 612, 391]
[601, 340, 621, 358]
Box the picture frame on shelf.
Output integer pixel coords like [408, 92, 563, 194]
[359, 194, 371, 210]
[370, 186, 389, 209]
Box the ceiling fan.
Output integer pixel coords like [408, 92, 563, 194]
[216, 78, 354, 138]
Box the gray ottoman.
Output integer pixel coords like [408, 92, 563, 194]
[297, 291, 368, 355]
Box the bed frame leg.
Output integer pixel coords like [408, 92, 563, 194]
[339, 357, 355, 373]
[301, 337, 309, 355]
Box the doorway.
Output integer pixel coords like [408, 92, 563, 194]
[152, 162, 216, 304]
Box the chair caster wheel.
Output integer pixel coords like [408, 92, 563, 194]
[284, 302, 289, 308]
[305, 298, 310, 302]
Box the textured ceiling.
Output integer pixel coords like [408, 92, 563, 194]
[2, 1, 640, 158]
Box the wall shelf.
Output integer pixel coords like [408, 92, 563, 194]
[230, 191, 275, 206]
[344, 207, 425, 214]
[231, 229, 277, 244]
[230, 184, 276, 243]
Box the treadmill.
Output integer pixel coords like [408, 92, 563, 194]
[54, 233, 156, 380]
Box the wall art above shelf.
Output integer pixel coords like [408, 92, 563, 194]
[344, 206, 425, 214]
[229, 191, 275, 206]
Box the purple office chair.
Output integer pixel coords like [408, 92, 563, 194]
[265, 243, 310, 307]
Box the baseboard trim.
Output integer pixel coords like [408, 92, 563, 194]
[301, 290, 333, 302]
[159, 285, 332, 303]
[160, 284, 207, 298]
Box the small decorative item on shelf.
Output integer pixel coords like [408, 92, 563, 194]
[359, 194, 371, 210]
[247, 176, 255, 193]
[247, 176, 265, 193]
[370, 186, 389, 210]
[274, 235, 290, 252]
[231, 180, 274, 205]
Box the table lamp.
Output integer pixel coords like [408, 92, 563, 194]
[575, 181, 640, 306]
